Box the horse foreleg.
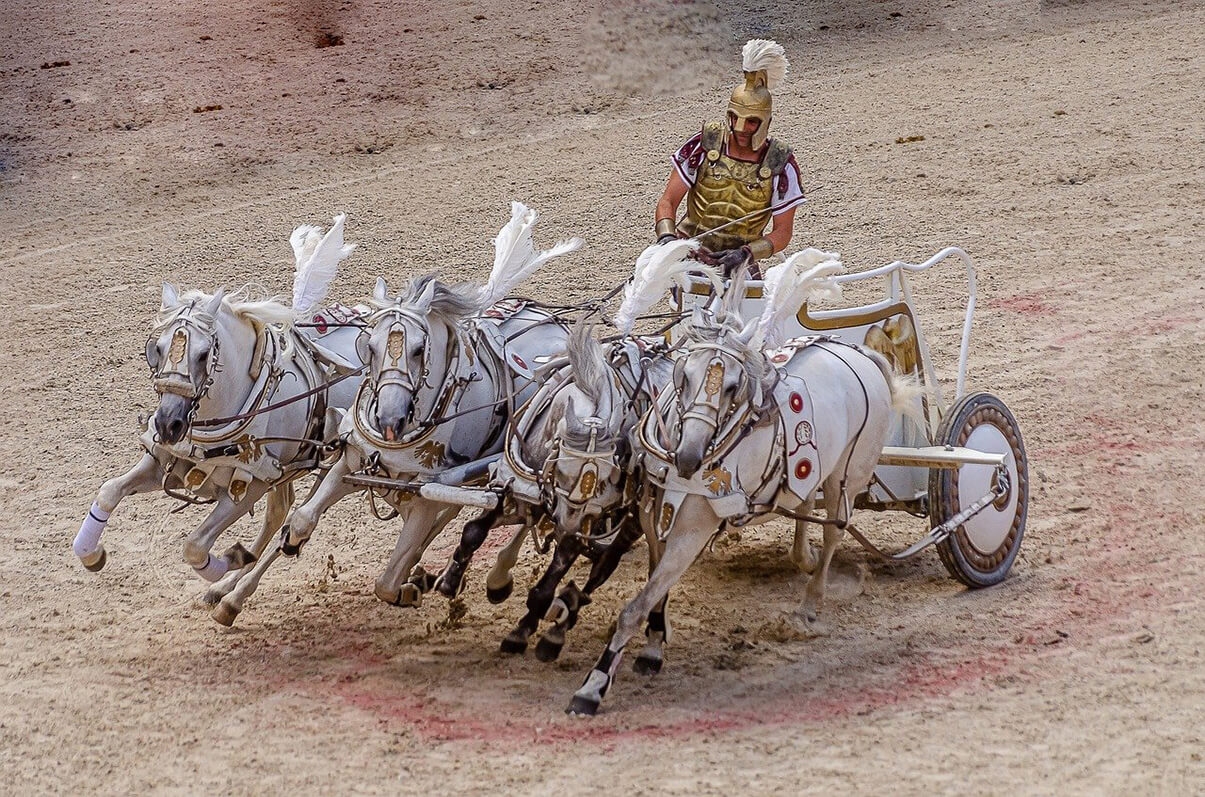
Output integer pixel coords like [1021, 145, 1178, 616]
[800, 484, 846, 626]
[581, 513, 644, 596]
[532, 580, 590, 663]
[374, 501, 460, 607]
[503, 534, 582, 659]
[74, 453, 163, 571]
[531, 514, 643, 664]
[568, 500, 716, 716]
[203, 480, 296, 606]
[212, 545, 284, 627]
[433, 503, 508, 599]
[281, 456, 360, 556]
[633, 525, 670, 676]
[484, 523, 528, 603]
[208, 480, 301, 625]
[181, 480, 274, 583]
[790, 500, 818, 574]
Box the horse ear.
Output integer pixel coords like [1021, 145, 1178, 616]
[737, 317, 759, 345]
[161, 283, 179, 309]
[206, 288, 226, 316]
[563, 394, 584, 435]
[373, 277, 388, 301]
[413, 280, 437, 313]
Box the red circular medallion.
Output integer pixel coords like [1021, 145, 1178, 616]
[789, 392, 803, 413]
[794, 458, 812, 480]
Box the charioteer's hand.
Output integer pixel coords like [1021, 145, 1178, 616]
[711, 246, 753, 277]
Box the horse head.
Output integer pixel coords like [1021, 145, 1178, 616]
[670, 274, 773, 478]
[145, 285, 228, 444]
[361, 275, 478, 441]
[543, 325, 627, 534]
[146, 284, 289, 445]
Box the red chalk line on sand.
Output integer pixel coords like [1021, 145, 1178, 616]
[275, 412, 1178, 745]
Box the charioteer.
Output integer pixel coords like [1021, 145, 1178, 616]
[654, 39, 805, 278]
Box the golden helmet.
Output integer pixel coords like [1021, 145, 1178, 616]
[726, 39, 789, 151]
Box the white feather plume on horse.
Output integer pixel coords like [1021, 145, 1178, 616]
[753, 247, 844, 349]
[291, 213, 356, 315]
[742, 39, 788, 88]
[614, 239, 720, 335]
[478, 202, 584, 308]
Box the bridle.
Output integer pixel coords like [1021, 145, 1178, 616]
[359, 304, 432, 409]
[672, 334, 754, 440]
[541, 416, 621, 523]
[147, 306, 220, 405]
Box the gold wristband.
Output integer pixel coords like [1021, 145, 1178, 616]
[747, 237, 774, 260]
[655, 219, 677, 239]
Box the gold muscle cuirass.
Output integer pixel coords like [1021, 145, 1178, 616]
[678, 151, 774, 252]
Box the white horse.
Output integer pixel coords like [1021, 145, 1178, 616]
[429, 321, 673, 660]
[73, 216, 363, 604]
[214, 203, 582, 624]
[430, 242, 714, 661]
[568, 251, 919, 715]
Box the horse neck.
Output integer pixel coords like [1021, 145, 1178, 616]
[415, 315, 457, 398]
[195, 309, 259, 419]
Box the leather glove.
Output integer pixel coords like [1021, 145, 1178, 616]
[656, 234, 678, 245]
[712, 246, 752, 277]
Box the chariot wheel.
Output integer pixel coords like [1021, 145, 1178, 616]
[929, 392, 1028, 588]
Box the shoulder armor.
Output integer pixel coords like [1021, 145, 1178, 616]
[701, 121, 725, 153]
[763, 139, 793, 175]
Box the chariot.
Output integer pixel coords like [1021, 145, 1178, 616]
[672, 246, 1028, 587]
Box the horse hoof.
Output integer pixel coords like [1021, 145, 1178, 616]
[397, 583, 423, 608]
[486, 579, 513, 604]
[200, 588, 223, 606]
[408, 567, 436, 594]
[81, 546, 107, 572]
[433, 570, 461, 599]
[632, 654, 663, 676]
[222, 542, 257, 570]
[543, 598, 569, 625]
[373, 582, 400, 605]
[212, 601, 240, 627]
[499, 635, 528, 655]
[566, 695, 600, 717]
[534, 636, 564, 663]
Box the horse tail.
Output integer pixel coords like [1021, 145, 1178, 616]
[863, 347, 925, 422]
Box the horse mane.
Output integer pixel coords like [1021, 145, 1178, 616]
[687, 304, 769, 384]
[565, 323, 609, 406]
[368, 273, 483, 321]
[157, 285, 296, 330]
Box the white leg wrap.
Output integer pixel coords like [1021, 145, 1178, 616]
[74, 502, 110, 558]
[195, 554, 229, 583]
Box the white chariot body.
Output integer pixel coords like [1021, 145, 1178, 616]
[671, 246, 1028, 587]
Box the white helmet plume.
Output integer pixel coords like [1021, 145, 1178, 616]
[742, 39, 788, 89]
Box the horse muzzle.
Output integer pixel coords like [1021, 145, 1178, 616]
[675, 449, 703, 479]
[153, 394, 194, 444]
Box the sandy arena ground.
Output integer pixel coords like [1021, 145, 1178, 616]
[2, 0, 1203, 792]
